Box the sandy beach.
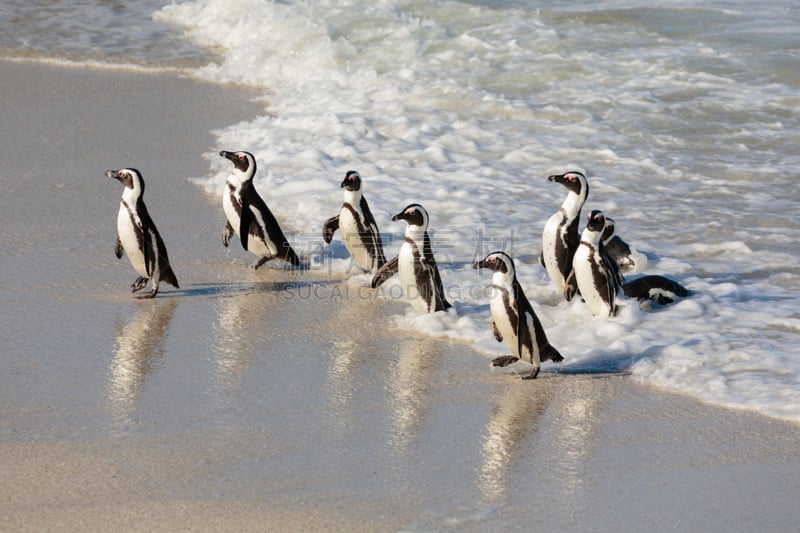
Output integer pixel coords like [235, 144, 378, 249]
[1, 60, 799, 532]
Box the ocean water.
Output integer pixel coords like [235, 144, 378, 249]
[3, 0, 799, 422]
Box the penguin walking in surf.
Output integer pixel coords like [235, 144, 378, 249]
[219, 150, 302, 268]
[107, 168, 179, 298]
[565, 212, 623, 301]
[541, 171, 589, 294]
[473, 251, 564, 379]
[322, 170, 386, 273]
[571, 210, 619, 316]
[371, 203, 451, 314]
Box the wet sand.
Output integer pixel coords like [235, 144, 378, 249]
[1, 60, 799, 532]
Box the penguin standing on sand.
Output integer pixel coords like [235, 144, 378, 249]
[371, 203, 450, 314]
[473, 251, 564, 379]
[322, 170, 386, 273]
[108, 168, 179, 298]
[219, 150, 302, 268]
[572, 210, 618, 316]
[541, 171, 589, 293]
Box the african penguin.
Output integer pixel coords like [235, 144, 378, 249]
[219, 150, 302, 268]
[572, 210, 618, 316]
[322, 170, 386, 273]
[599, 217, 685, 305]
[564, 212, 623, 302]
[107, 168, 179, 298]
[473, 251, 564, 379]
[371, 203, 451, 313]
[541, 171, 589, 294]
[623, 275, 689, 306]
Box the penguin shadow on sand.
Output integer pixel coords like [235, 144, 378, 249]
[107, 298, 177, 426]
[478, 380, 551, 503]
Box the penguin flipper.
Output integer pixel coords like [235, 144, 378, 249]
[360, 196, 387, 267]
[222, 221, 234, 248]
[322, 215, 339, 244]
[371, 256, 399, 288]
[114, 237, 123, 259]
[492, 355, 519, 368]
[142, 228, 154, 279]
[239, 205, 255, 251]
[421, 234, 450, 311]
[492, 320, 503, 342]
[564, 270, 578, 301]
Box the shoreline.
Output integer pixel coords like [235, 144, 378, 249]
[1, 60, 798, 531]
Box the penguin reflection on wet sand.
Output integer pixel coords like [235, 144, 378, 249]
[473, 251, 564, 379]
[323, 170, 386, 273]
[572, 210, 619, 317]
[219, 150, 302, 268]
[541, 171, 589, 294]
[107, 168, 179, 298]
[371, 203, 451, 314]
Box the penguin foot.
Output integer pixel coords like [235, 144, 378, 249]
[222, 222, 233, 248]
[522, 367, 541, 380]
[492, 355, 519, 368]
[131, 277, 149, 292]
[252, 256, 271, 269]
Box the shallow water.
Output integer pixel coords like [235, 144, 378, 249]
[2, 0, 799, 422]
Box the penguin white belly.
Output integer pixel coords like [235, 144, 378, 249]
[542, 213, 564, 290]
[398, 243, 428, 313]
[573, 245, 611, 316]
[117, 206, 148, 278]
[339, 207, 373, 271]
[489, 289, 519, 358]
[222, 188, 241, 237]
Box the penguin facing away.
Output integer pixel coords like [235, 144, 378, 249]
[473, 251, 564, 379]
[371, 203, 451, 314]
[572, 210, 617, 317]
[219, 150, 302, 268]
[322, 170, 386, 273]
[541, 171, 589, 294]
[107, 168, 179, 298]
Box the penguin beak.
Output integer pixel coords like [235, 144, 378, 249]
[106, 170, 122, 182]
[220, 150, 233, 161]
[548, 173, 564, 183]
[392, 211, 408, 222]
[472, 260, 488, 270]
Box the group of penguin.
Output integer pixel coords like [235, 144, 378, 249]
[110, 151, 688, 379]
